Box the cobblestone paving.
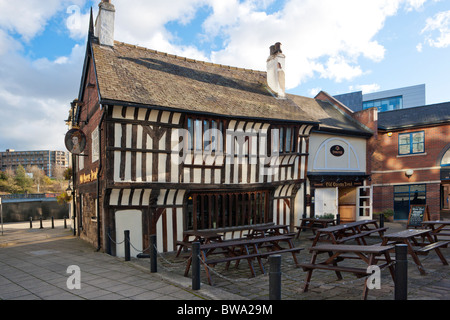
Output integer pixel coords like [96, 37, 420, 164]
[133, 226, 450, 300]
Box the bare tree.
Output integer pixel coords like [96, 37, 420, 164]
[27, 165, 45, 193]
[53, 166, 67, 192]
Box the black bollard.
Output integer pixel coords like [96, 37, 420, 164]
[30, 217, 33, 229]
[150, 235, 157, 273]
[64, 216, 67, 229]
[336, 213, 341, 225]
[379, 213, 385, 228]
[124, 230, 131, 262]
[395, 244, 408, 300]
[269, 255, 282, 300]
[39, 217, 43, 229]
[192, 242, 201, 290]
[51, 217, 55, 229]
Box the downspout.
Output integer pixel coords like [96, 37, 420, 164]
[96, 105, 107, 251]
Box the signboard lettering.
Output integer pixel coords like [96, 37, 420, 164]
[407, 205, 430, 228]
[312, 181, 363, 188]
[330, 145, 345, 157]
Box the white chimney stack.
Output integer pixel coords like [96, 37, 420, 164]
[95, 0, 115, 47]
[266, 42, 286, 99]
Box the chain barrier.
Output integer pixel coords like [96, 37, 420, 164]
[108, 231, 449, 290]
[107, 233, 125, 245]
[197, 254, 264, 284]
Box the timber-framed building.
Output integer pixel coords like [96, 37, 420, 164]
[69, 1, 373, 255]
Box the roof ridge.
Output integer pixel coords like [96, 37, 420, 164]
[114, 40, 265, 75]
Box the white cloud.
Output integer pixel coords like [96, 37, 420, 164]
[420, 10, 450, 49]
[0, 0, 87, 41]
[0, 0, 439, 151]
[0, 43, 85, 151]
[201, 0, 405, 87]
[349, 84, 381, 94]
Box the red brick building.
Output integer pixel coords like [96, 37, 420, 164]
[371, 102, 450, 220]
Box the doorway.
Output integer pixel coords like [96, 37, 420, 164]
[115, 210, 143, 258]
[393, 184, 426, 220]
[315, 188, 338, 218]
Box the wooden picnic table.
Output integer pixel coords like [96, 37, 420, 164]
[298, 244, 395, 300]
[381, 229, 449, 275]
[247, 224, 291, 238]
[310, 220, 387, 246]
[295, 218, 336, 239]
[421, 221, 450, 241]
[176, 230, 223, 257]
[182, 234, 303, 285]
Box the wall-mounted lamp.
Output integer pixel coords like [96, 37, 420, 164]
[387, 132, 393, 137]
[405, 169, 414, 178]
[66, 185, 73, 197]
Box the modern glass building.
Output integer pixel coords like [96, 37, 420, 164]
[334, 84, 426, 113]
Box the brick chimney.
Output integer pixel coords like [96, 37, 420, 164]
[95, 0, 115, 47]
[266, 42, 286, 99]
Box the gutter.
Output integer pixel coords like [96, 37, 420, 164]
[96, 105, 107, 252]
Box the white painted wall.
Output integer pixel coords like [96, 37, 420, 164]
[115, 210, 143, 258]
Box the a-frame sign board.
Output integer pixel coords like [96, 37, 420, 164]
[407, 205, 430, 229]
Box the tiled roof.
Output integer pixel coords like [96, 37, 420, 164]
[378, 102, 450, 130]
[289, 94, 373, 136]
[92, 40, 318, 123]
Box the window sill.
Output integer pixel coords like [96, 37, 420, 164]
[397, 152, 427, 158]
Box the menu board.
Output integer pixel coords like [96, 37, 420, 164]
[407, 205, 430, 228]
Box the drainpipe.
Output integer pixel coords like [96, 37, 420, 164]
[96, 105, 107, 251]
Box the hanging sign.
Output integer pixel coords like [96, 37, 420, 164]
[65, 129, 86, 155]
[330, 145, 345, 157]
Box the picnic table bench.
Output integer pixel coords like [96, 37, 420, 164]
[176, 230, 223, 257]
[421, 221, 450, 241]
[298, 244, 395, 300]
[310, 220, 387, 246]
[176, 223, 276, 257]
[381, 229, 449, 275]
[182, 234, 303, 285]
[246, 224, 292, 238]
[295, 218, 336, 239]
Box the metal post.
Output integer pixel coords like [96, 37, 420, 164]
[379, 213, 384, 228]
[192, 242, 201, 290]
[39, 217, 43, 229]
[150, 234, 157, 273]
[30, 217, 33, 229]
[336, 213, 341, 225]
[0, 198, 3, 236]
[64, 216, 67, 229]
[269, 255, 282, 300]
[51, 217, 55, 229]
[124, 230, 131, 262]
[395, 244, 408, 300]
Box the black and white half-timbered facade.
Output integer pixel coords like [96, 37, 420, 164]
[69, 1, 370, 255]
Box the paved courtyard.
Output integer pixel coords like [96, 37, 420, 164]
[1, 219, 449, 301]
[133, 221, 449, 300]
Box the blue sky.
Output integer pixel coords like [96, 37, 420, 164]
[0, 0, 449, 152]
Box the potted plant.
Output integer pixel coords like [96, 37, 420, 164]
[382, 209, 394, 222]
[374, 209, 394, 222]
